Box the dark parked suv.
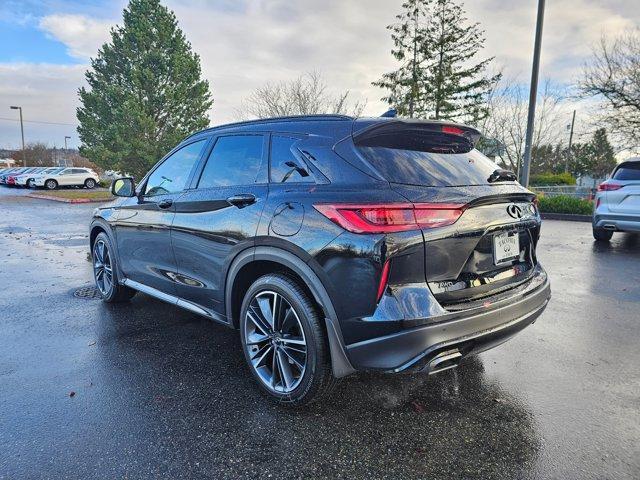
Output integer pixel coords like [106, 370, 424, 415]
[90, 115, 551, 405]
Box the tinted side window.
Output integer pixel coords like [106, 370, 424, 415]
[197, 135, 264, 188]
[613, 163, 640, 181]
[270, 136, 314, 183]
[145, 140, 206, 195]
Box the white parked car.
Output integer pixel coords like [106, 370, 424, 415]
[31, 167, 100, 190]
[593, 158, 640, 241]
[16, 167, 61, 187]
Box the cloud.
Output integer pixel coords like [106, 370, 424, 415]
[1, 0, 638, 148]
[466, 0, 636, 81]
[0, 63, 85, 149]
[39, 14, 113, 60]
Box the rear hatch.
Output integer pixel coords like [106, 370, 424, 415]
[603, 161, 640, 215]
[353, 119, 540, 306]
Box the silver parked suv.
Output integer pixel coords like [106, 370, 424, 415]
[593, 157, 640, 241]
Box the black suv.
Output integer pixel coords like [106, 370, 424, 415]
[90, 115, 551, 405]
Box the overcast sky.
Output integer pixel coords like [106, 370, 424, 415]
[0, 0, 638, 150]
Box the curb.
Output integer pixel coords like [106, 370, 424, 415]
[26, 193, 112, 204]
[541, 212, 592, 223]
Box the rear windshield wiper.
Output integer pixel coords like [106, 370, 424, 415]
[488, 169, 517, 183]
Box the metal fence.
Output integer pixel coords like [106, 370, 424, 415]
[532, 185, 596, 200]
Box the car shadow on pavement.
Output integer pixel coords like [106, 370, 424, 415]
[85, 296, 541, 479]
[591, 232, 640, 255]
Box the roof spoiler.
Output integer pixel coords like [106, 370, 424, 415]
[353, 119, 482, 148]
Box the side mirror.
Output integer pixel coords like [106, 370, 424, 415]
[111, 177, 136, 197]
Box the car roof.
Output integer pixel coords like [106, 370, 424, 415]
[184, 114, 355, 142]
[182, 114, 480, 145]
[620, 157, 640, 164]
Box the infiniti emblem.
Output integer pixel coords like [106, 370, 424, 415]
[507, 204, 523, 219]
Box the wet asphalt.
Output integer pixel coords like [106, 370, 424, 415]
[0, 187, 639, 480]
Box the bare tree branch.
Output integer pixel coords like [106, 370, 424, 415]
[236, 71, 366, 120]
[578, 29, 640, 149]
[480, 76, 565, 175]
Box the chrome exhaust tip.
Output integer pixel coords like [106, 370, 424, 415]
[427, 349, 463, 375]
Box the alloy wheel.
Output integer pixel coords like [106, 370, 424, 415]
[243, 291, 307, 394]
[93, 239, 113, 296]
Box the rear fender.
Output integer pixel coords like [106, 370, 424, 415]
[225, 246, 356, 378]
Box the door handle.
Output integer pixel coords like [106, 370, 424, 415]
[227, 193, 256, 208]
[157, 198, 174, 209]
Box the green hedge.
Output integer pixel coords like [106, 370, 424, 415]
[538, 195, 593, 215]
[530, 172, 576, 186]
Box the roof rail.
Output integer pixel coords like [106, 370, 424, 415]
[184, 114, 354, 141]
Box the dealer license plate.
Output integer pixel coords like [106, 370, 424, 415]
[493, 231, 520, 265]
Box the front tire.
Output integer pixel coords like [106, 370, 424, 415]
[240, 273, 335, 406]
[45, 179, 58, 190]
[84, 178, 96, 189]
[92, 232, 137, 302]
[593, 227, 613, 241]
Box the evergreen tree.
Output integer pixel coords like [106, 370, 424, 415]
[372, 0, 431, 118]
[77, 0, 213, 179]
[374, 0, 500, 124]
[586, 128, 617, 178]
[567, 143, 590, 177]
[531, 144, 562, 174]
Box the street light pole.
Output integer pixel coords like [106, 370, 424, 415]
[520, 0, 546, 187]
[10, 106, 26, 167]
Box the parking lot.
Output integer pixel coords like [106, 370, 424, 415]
[1, 187, 639, 479]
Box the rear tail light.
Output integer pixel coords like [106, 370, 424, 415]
[442, 125, 464, 135]
[314, 203, 466, 234]
[597, 182, 623, 191]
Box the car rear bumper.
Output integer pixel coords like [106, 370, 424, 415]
[345, 266, 551, 372]
[593, 212, 640, 233]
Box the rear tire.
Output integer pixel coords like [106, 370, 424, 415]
[84, 178, 96, 189]
[593, 227, 613, 241]
[92, 232, 137, 302]
[45, 179, 58, 190]
[239, 273, 336, 406]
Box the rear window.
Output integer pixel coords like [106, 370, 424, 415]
[612, 163, 640, 181]
[357, 143, 504, 187]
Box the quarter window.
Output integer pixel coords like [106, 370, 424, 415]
[197, 135, 265, 188]
[270, 136, 314, 183]
[145, 140, 206, 196]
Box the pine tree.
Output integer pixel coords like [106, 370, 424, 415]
[372, 0, 431, 118]
[586, 128, 617, 178]
[374, 0, 500, 124]
[77, 0, 213, 179]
